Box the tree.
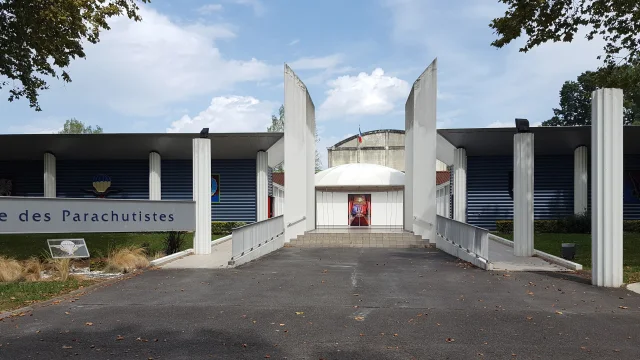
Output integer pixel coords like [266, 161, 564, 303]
[489, 0, 640, 66]
[543, 64, 640, 126]
[59, 118, 103, 134]
[267, 104, 324, 172]
[0, 0, 149, 111]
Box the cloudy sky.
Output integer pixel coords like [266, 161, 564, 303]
[0, 0, 606, 167]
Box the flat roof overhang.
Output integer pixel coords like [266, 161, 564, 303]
[437, 126, 640, 156]
[0, 132, 284, 161]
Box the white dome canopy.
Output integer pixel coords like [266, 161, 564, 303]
[315, 163, 405, 188]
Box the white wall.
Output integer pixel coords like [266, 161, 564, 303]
[316, 190, 403, 227]
[284, 64, 316, 241]
[316, 191, 349, 226]
[273, 184, 285, 217]
[405, 59, 437, 241]
[436, 182, 450, 217]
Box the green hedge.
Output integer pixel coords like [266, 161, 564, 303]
[497, 217, 640, 234]
[211, 221, 247, 235]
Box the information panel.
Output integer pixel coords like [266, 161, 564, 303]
[0, 197, 195, 234]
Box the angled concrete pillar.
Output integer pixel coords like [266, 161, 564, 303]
[284, 64, 316, 242]
[453, 148, 467, 222]
[149, 151, 161, 200]
[514, 132, 534, 257]
[256, 150, 269, 221]
[405, 58, 437, 242]
[44, 152, 56, 198]
[574, 146, 588, 214]
[193, 138, 212, 255]
[591, 88, 624, 287]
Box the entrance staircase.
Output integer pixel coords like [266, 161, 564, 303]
[285, 231, 429, 248]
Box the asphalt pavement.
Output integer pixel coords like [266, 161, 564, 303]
[1, 247, 640, 359]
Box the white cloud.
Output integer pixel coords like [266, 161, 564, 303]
[318, 68, 410, 120]
[229, 0, 265, 16]
[65, 6, 275, 117]
[167, 96, 277, 133]
[288, 39, 300, 46]
[382, 0, 607, 128]
[198, 4, 223, 14]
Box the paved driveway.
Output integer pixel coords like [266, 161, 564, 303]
[1, 247, 640, 359]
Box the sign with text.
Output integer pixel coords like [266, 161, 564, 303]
[48, 239, 90, 258]
[0, 197, 195, 234]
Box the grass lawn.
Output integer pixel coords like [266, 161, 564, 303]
[496, 232, 640, 284]
[0, 278, 97, 312]
[0, 232, 227, 260]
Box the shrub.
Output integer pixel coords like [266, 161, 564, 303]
[560, 212, 591, 233]
[0, 256, 24, 282]
[164, 231, 186, 255]
[624, 220, 640, 233]
[211, 221, 246, 235]
[49, 258, 71, 281]
[496, 220, 513, 234]
[534, 220, 562, 233]
[104, 246, 149, 273]
[22, 257, 43, 282]
[140, 242, 152, 256]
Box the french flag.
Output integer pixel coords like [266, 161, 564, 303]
[358, 126, 363, 143]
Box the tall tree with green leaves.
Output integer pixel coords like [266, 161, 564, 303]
[543, 64, 640, 126]
[267, 104, 324, 172]
[59, 118, 103, 134]
[0, 0, 149, 111]
[489, 0, 640, 66]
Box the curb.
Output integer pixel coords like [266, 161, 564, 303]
[0, 272, 139, 320]
[488, 234, 583, 271]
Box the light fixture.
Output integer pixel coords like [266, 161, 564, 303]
[515, 118, 530, 133]
[200, 128, 209, 138]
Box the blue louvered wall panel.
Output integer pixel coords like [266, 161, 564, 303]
[624, 156, 640, 220]
[467, 155, 574, 230]
[161, 159, 256, 223]
[57, 160, 148, 199]
[0, 161, 44, 197]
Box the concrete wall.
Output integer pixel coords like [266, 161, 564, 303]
[327, 129, 447, 171]
[284, 64, 316, 241]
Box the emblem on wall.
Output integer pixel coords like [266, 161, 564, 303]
[0, 178, 12, 196]
[211, 174, 221, 203]
[84, 174, 121, 198]
[348, 194, 371, 226]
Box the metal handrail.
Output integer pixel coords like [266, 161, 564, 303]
[287, 216, 306, 228]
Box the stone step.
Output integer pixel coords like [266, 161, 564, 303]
[287, 237, 429, 248]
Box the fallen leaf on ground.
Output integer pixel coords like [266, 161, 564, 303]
[279, 324, 285, 326]
[265, 355, 271, 358]
[619, 306, 628, 309]
[64, 312, 70, 315]
[242, 344, 247, 348]
[394, 334, 398, 337]
[360, 333, 365, 337]
[445, 338, 455, 343]
[116, 335, 124, 341]
[85, 322, 93, 326]
[503, 274, 511, 277]
[526, 316, 533, 321]
[62, 345, 72, 349]
[136, 337, 148, 342]
[295, 312, 304, 315]
[555, 311, 563, 315]
[354, 316, 365, 321]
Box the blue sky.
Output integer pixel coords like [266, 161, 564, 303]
[0, 0, 607, 167]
